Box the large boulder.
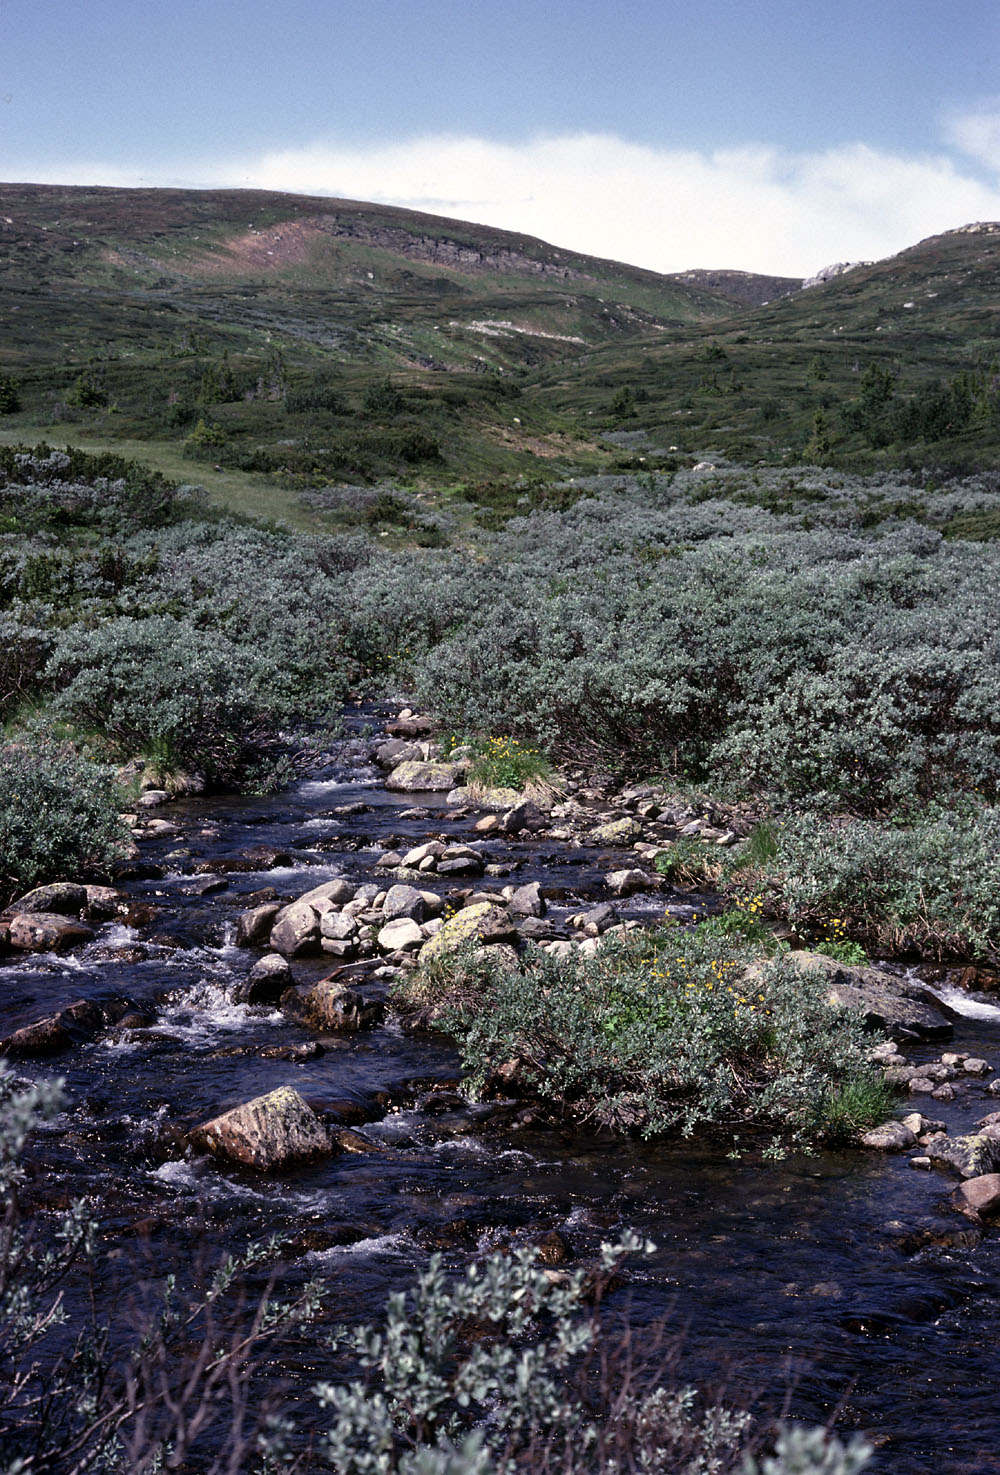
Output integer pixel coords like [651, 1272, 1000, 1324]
[187, 1086, 332, 1170]
[6, 913, 95, 952]
[925, 1130, 1000, 1179]
[269, 900, 322, 957]
[789, 953, 954, 1041]
[292, 980, 384, 1032]
[385, 761, 462, 793]
[13, 882, 89, 915]
[419, 903, 518, 964]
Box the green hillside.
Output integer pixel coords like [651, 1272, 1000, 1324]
[1, 185, 998, 498]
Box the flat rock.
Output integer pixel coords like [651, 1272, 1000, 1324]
[6, 912, 95, 952]
[385, 761, 461, 792]
[188, 1086, 332, 1170]
[789, 953, 954, 1040]
[13, 882, 88, 915]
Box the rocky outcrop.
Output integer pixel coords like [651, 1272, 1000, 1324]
[789, 953, 953, 1040]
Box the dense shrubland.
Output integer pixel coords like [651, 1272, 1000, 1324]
[4, 445, 1000, 958]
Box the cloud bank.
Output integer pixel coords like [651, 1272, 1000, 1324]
[14, 118, 1000, 277]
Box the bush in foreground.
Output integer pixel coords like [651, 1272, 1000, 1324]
[0, 729, 127, 903]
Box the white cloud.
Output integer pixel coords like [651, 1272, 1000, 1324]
[944, 103, 1000, 175]
[13, 131, 1000, 277]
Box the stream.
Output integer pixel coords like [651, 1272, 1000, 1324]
[4, 705, 1000, 1473]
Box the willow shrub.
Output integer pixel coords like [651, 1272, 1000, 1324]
[44, 615, 307, 789]
[426, 929, 887, 1151]
[0, 729, 128, 902]
[767, 808, 1000, 964]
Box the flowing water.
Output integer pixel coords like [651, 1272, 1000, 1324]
[4, 707, 1000, 1472]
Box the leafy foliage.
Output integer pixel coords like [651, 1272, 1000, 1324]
[0, 728, 128, 902]
[428, 930, 885, 1149]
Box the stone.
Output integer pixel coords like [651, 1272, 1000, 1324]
[83, 885, 124, 920]
[375, 738, 421, 767]
[590, 817, 644, 847]
[401, 842, 445, 869]
[574, 903, 619, 933]
[419, 903, 517, 963]
[235, 903, 282, 948]
[294, 981, 384, 1032]
[989, 1079, 1000, 1096]
[861, 1121, 918, 1151]
[964, 1057, 991, 1075]
[954, 1174, 1000, 1219]
[605, 869, 650, 897]
[516, 916, 556, 941]
[381, 884, 426, 923]
[296, 879, 356, 908]
[385, 761, 461, 792]
[467, 786, 524, 811]
[188, 1086, 332, 1170]
[13, 882, 88, 915]
[509, 882, 546, 918]
[788, 953, 953, 1040]
[377, 918, 424, 953]
[269, 901, 321, 957]
[137, 789, 170, 808]
[6, 913, 94, 952]
[235, 953, 294, 1005]
[475, 814, 501, 834]
[437, 856, 482, 876]
[320, 911, 359, 941]
[924, 1132, 1000, 1179]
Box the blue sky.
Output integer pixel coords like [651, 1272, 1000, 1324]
[4, 0, 1000, 275]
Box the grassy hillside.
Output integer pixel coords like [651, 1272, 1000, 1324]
[1, 185, 998, 497]
[540, 223, 1000, 471]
